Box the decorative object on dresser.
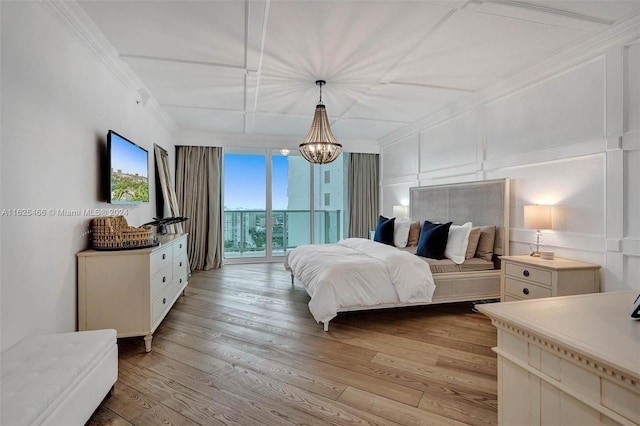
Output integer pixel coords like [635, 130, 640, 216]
[77, 233, 190, 352]
[477, 291, 640, 426]
[500, 255, 600, 302]
[142, 215, 188, 235]
[524, 204, 552, 256]
[91, 215, 155, 250]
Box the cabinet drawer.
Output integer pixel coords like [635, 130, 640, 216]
[505, 278, 551, 300]
[505, 262, 551, 286]
[151, 246, 173, 275]
[151, 286, 173, 329]
[173, 238, 187, 259]
[151, 265, 172, 300]
[174, 256, 188, 290]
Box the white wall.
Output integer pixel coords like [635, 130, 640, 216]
[0, 2, 175, 351]
[381, 35, 640, 291]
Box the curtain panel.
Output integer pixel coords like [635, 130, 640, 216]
[176, 146, 223, 270]
[347, 153, 379, 238]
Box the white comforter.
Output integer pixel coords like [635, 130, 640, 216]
[284, 238, 435, 323]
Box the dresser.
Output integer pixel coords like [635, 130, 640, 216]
[500, 255, 600, 302]
[478, 291, 640, 426]
[77, 233, 189, 352]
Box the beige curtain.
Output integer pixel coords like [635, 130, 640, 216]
[347, 153, 379, 238]
[176, 146, 223, 270]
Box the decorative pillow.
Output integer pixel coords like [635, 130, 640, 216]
[475, 226, 496, 262]
[444, 222, 473, 264]
[406, 221, 421, 247]
[416, 221, 452, 259]
[465, 228, 482, 259]
[373, 216, 395, 245]
[394, 217, 412, 247]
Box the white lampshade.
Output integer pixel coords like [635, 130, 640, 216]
[524, 205, 552, 229]
[393, 205, 408, 219]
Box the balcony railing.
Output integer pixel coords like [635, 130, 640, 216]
[223, 209, 341, 257]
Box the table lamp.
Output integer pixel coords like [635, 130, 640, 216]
[393, 205, 408, 219]
[524, 204, 552, 257]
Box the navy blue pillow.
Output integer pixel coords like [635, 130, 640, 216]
[373, 215, 395, 245]
[416, 221, 453, 259]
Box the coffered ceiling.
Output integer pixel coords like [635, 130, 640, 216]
[77, 0, 640, 143]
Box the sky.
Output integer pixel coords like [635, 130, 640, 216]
[110, 132, 148, 177]
[224, 154, 289, 210]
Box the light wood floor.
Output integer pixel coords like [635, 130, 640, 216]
[88, 263, 498, 426]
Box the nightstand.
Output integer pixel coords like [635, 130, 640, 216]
[500, 255, 600, 302]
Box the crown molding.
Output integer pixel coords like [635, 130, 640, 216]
[380, 15, 640, 147]
[38, 0, 178, 133]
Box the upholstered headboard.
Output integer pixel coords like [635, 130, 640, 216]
[409, 179, 510, 258]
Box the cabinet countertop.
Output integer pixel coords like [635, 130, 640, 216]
[478, 290, 640, 380]
[78, 233, 187, 257]
[500, 255, 601, 271]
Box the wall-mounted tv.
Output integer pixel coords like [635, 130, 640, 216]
[107, 130, 149, 204]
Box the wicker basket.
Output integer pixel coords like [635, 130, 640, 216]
[91, 216, 154, 249]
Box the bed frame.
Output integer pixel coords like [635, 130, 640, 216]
[292, 178, 510, 331]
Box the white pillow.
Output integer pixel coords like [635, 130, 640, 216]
[394, 217, 412, 247]
[445, 222, 472, 264]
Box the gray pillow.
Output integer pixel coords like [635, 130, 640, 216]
[474, 226, 496, 262]
[465, 228, 481, 259]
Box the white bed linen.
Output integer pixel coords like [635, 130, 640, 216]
[284, 238, 435, 323]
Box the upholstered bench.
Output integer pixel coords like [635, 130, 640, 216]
[1, 329, 118, 425]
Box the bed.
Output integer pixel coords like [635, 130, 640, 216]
[285, 178, 510, 331]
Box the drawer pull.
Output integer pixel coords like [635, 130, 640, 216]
[163, 298, 167, 304]
[162, 253, 166, 260]
[179, 244, 182, 249]
[179, 278, 182, 284]
[179, 261, 182, 267]
[162, 276, 166, 283]
[523, 288, 530, 295]
[523, 270, 530, 277]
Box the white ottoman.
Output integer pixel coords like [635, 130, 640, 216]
[1, 329, 118, 425]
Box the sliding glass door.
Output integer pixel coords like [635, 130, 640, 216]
[223, 149, 267, 260]
[272, 151, 311, 257]
[223, 148, 346, 262]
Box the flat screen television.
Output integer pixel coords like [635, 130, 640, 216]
[107, 130, 149, 204]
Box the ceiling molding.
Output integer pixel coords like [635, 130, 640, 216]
[38, 0, 178, 133]
[177, 129, 380, 153]
[485, 0, 614, 25]
[380, 15, 640, 146]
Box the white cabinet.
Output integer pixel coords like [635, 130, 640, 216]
[77, 233, 189, 352]
[500, 255, 600, 302]
[478, 291, 640, 425]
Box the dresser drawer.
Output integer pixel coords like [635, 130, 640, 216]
[151, 245, 173, 275]
[173, 238, 187, 258]
[151, 285, 173, 329]
[174, 255, 189, 289]
[505, 262, 551, 286]
[505, 278, 552, 300]
[150, 264, 172, 300]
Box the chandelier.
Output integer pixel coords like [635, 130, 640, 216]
[299, 80, 342, 164]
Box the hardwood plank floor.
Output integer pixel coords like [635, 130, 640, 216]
[88, 263, 498, 426]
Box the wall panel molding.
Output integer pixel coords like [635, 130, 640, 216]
[622, 132, 640, 150]
[382, 175, 419, 186]
[418, 163, 480, 180]
[380, 16, 640, 146]
[622, 238, 640, 256]
[483, 139, 606, 171]
[511, 229, 605, 254]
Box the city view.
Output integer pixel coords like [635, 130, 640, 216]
[223, 151, 346, 259]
